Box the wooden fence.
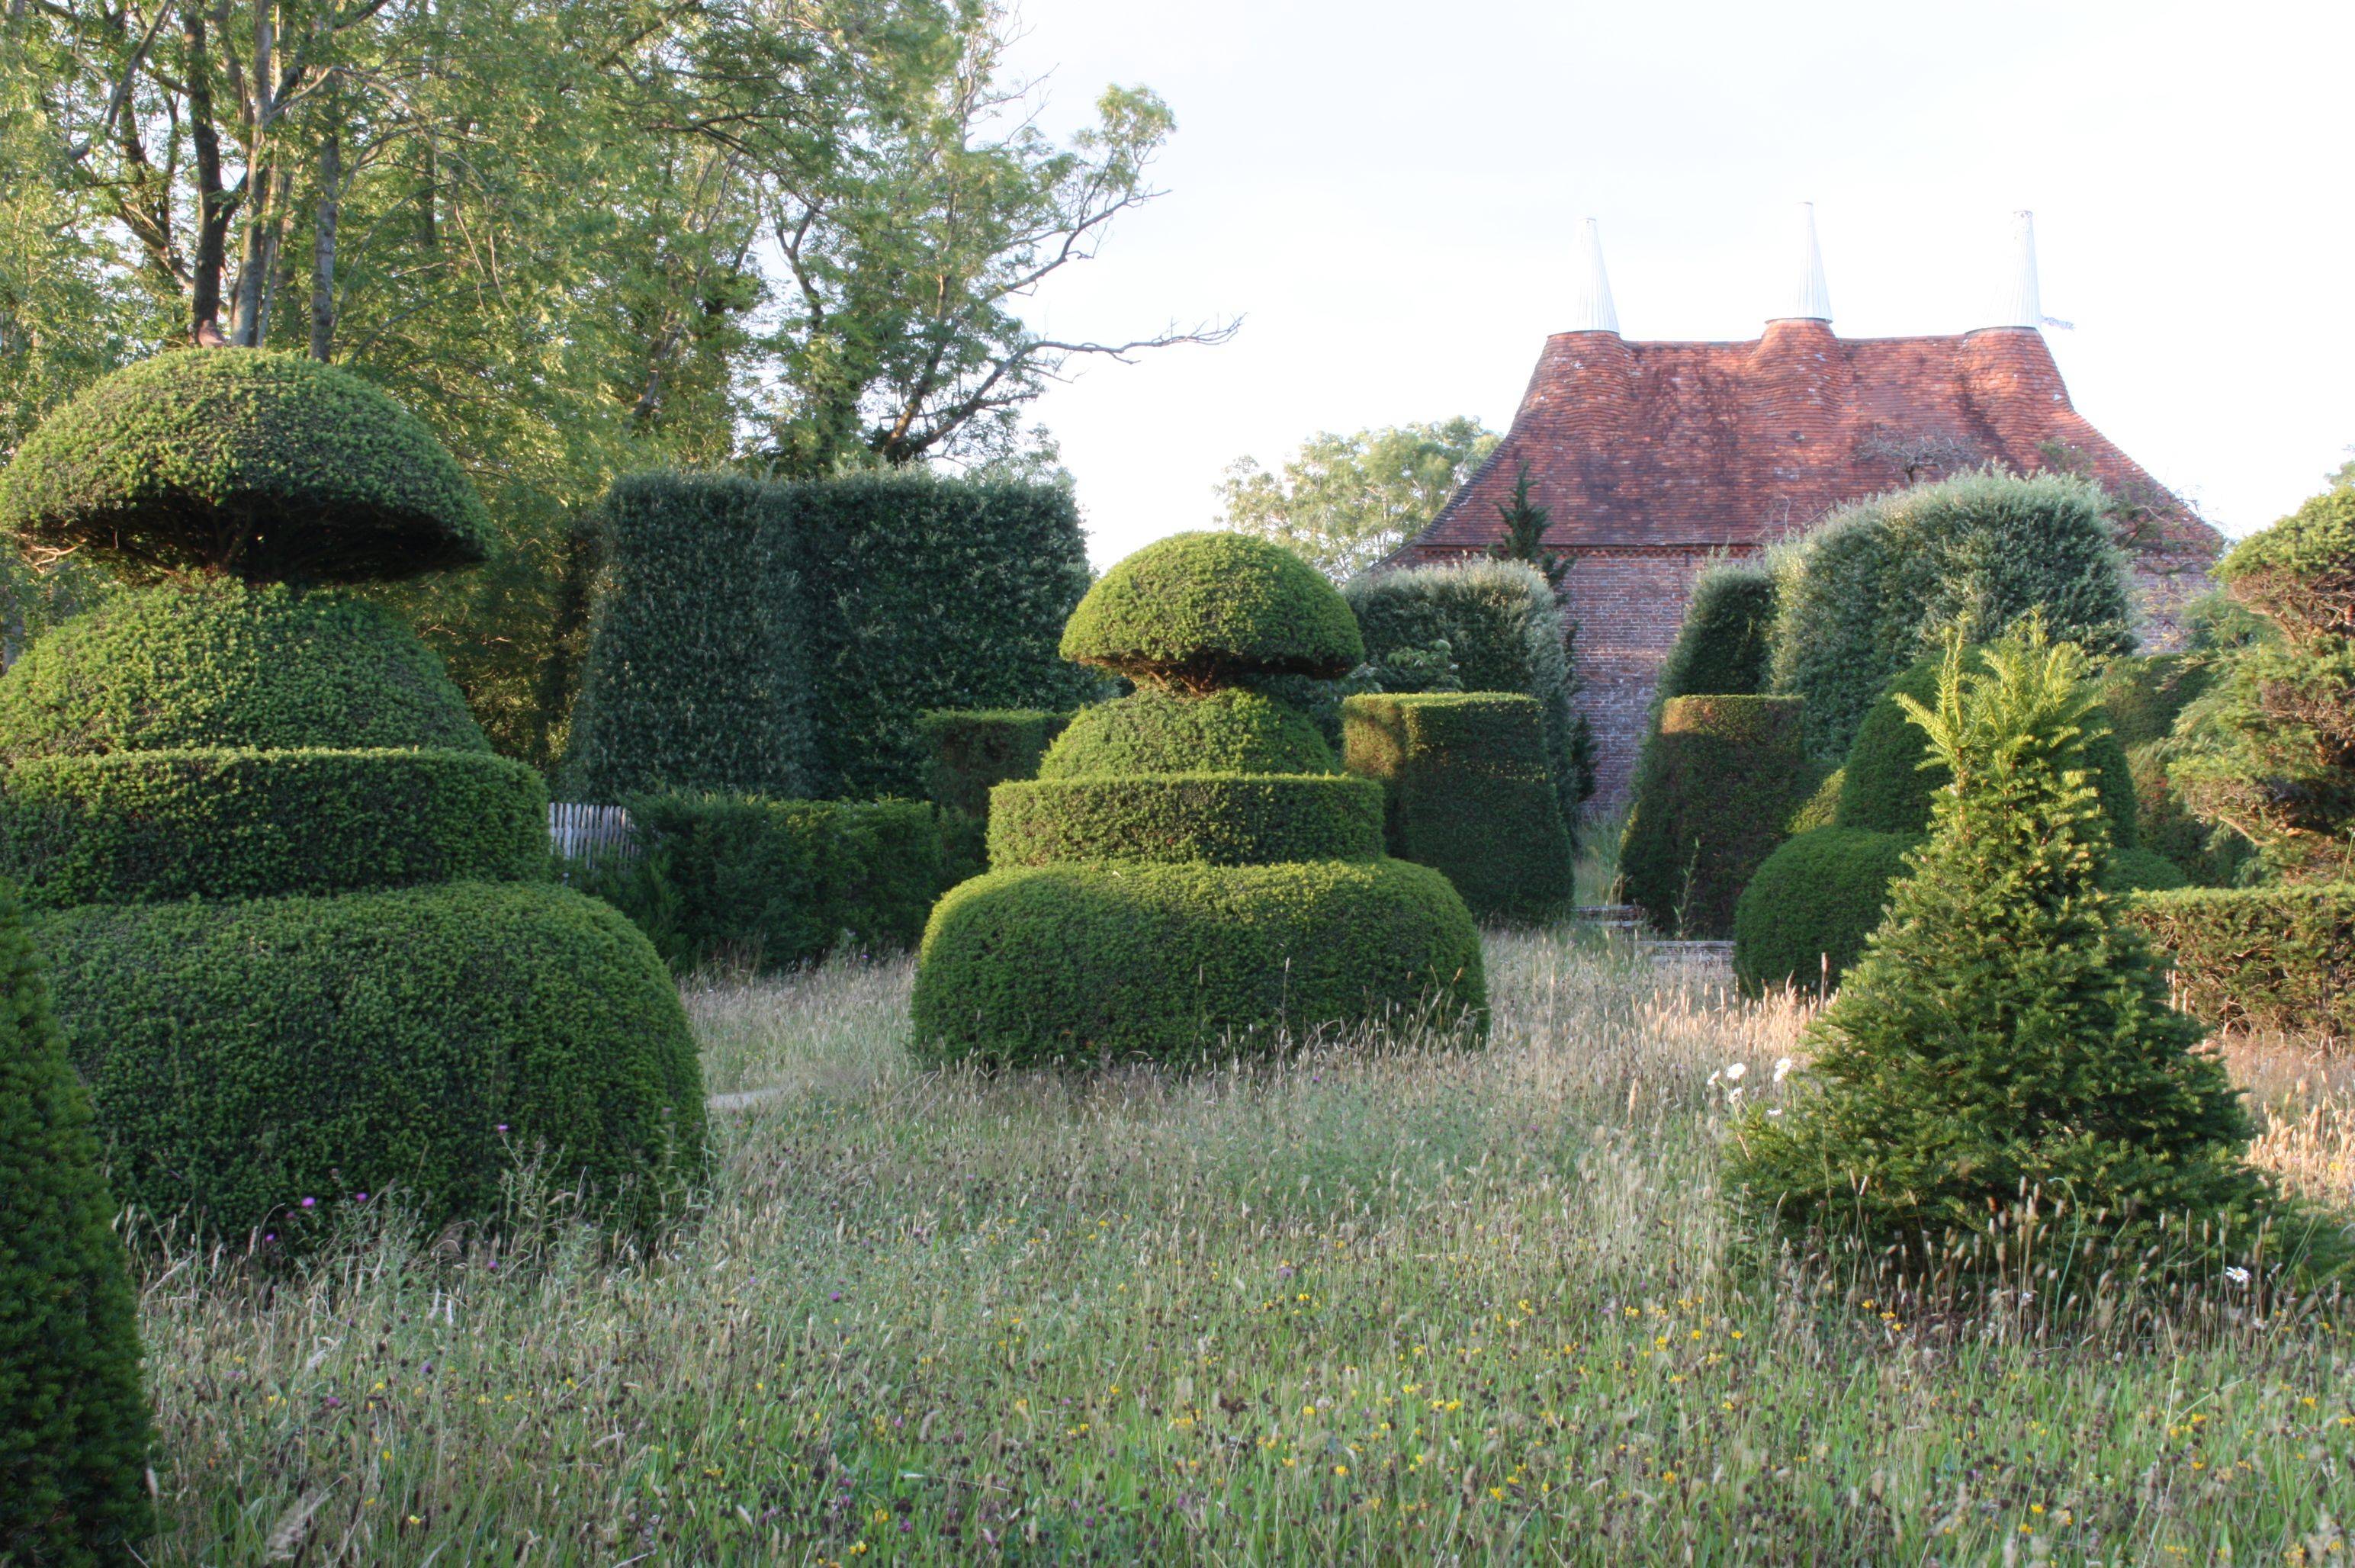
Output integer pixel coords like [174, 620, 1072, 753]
[548, 802, 639, 868]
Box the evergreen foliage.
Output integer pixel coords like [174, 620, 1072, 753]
[0, 748, 547, 905]
[38, 882, 705, 1242]
[1653, 559, 1777, 707]
[1062, 531, 1363, 686]
[1620, 696, 1813, 939]
[1733, 629, 2289, 1279]
[1767, 470, 2132, 758]
[2128, 743, 2253, 888]
[1731, 827, 1915, 993]
[990, 775, 1383, 868]
[0, 351, 490, 584]
[0, 882, 153, 1566]
[2125, 885, 2355, 1041]
[0, 582, 489, 761]
[919, 708, 1074, 884]
[2170, 486, 2355, 882]
[2095, 654, 2212, 751]
[1484, 463, 1568, 590]
[582, 795, 943, 974]
[1041, 689, 1339, 779]
[1785, 766, 1844, 836]
[1345, 559, 1593, 821]
[1341, 693, 1576, 925]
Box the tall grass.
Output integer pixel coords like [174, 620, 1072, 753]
[136, 932, 2352, 1563]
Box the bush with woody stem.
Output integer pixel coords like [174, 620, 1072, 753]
[1732, 627, 2303, 1282]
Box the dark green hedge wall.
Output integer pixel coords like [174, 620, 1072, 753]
[1344, 560, 1593, 825]
[564, 474, 808, 803]
[0, 882, 153, 1566]
[919, 708, 1072, 883]
[1341, 692, 1575, 926]
[1653, 559, 1777, 707]
[1731, 827, 1917, 994]
[2124, 884, 2355, 1039]
[0, 748, 546, 906]
[910, 857, 1486, 1068]
[37, 882, 705, 1241]
[990, 773, 1383, 868]
[1620, 695, 1812, 939]
[584, 795, 943, 973]
[1042, 688, 1338, 779]
[0, 581, 487, 761]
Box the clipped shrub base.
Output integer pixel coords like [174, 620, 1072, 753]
[988, 773, 1381, 867]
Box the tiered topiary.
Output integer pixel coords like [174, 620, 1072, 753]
[0, 882, 153, 1566]
[1340, 692, 1575, 926]
[0, 352, 703, 1242]
[911, 532, 1486, 1065]
[1732, 629, 2306, 1285]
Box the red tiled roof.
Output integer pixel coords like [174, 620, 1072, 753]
[1407, 322, 2222, 559]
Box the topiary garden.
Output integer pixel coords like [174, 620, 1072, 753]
[911, 532, 1486, 1065]
[0, 351, 705, 1244]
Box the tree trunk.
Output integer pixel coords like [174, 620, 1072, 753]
[309, 132, 339, 360]
[184, 6, 236, 342]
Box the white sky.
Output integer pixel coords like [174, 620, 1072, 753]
[999, 0, 2355, 567]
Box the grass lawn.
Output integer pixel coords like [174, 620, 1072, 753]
[143, 931, 2353, 1564]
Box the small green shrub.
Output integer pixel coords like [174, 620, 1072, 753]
[1836, 657, 2138, 846]
[586, 795, 943, 973]
[0, 349, 490, 583]
[1733, 630, 2289, 1281]
[0, 882, 153, 1566]
[0, 748, 546, 905]
[2125, 884, 2355, 1039]
[1341, 692, 1575, 925]
[2106, 846, 2190, 893]
[990, 774, 1382, 867]
[37, 882, 705, 1241]
[1620, 696, 1811, 939]
[1345, 558, 1592, 822]
[919, 708, 1073, 882]
[1653, 558, 1776, 705]
[1062, 532, 1362, 684]
[1041, 689, 1338, 779]
[910, 858, 1486, 1067]
[0, 581, 487, 760]
[1731, 827, 1915, 994]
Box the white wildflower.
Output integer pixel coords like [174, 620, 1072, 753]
[1723, 1062, 1747, 1083]
[2225, 1266, 2251, 1285]
[1772, 1056, 1794, 1084]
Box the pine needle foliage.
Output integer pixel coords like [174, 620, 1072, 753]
[1733, 625, 2302, 1284]
[1484, 463, 1568, 590]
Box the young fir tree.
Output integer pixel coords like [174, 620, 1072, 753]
[0, 882, 153, 1564]
[1486, 463, 1568, 590]
[1732, 625, 2295, 1280]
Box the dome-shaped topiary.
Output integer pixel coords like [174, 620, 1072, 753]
[0, 351, 490, 584]
[0, 582, 488, 760]
[1059, 532, 1363, 686]
[1731, 825, 1916, 994]
[1040, 687, 1339, 779]
[0, 881, 153, 1564]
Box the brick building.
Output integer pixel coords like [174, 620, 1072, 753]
[1389, 207, 2223, 808]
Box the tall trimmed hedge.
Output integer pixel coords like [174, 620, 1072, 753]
[0, 882, 153, 1566]
[2125, 885, 2355, 1039]
[919, 708, 1072, 882]
[569, 471, 1100, 802]
[1341, 692, 1575, 925]
[1767, 469, 2132, 758]
[0, 748, 548, 906]
[37, 882, 705, 1240]
[1620, 695, 1812, 939]
[1345, 559, 1593, 827]
[1653, 558, 1776, 706]
[585, 795, 943, 973]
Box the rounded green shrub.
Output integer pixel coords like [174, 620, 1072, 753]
[36, 882, 705, 1241]
[1835, 657, 2138, 846]
[0, 350, 490, 584]
[911, 858, 1486, 1067]
[990, 773, 1382, 868]
[1620, 695, 1814, 939]
[0, 748, 547, 906]
[1059, 532, 1363, 684]
[0, 581, 487, 760]
[1653, 557, 1776, 705]
[0, 882, 153, 1565]
[1040, 688, 1338, 779]
[1341, 692, 1575, 925]
[1731, 827, 1916, 993]
[2106, 846, 2189, 893]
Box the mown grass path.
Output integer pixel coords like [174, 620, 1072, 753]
[141, 933, 2354, 1563]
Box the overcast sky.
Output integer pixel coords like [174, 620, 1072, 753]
[997, 0, 2355, 567]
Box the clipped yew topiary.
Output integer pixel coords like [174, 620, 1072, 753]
[2125, 885, 2355, 1040]
[0, 882, 153, 1566]
[1731, 826, 1915, 993]
[912, 533, 1483, 1065]
[0, 350, 488, 583]
[1652, 557, 1776, 708]
[919, 708, 1074, 883]
[1733, 629, 2297, 1282]
[1620, 695, 1813, 939]
[1341, 692, 1574, 925]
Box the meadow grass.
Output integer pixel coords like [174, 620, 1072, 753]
[140, 931, 2353, 1564]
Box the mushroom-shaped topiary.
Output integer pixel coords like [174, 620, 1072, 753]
[0, 351, 490, 585]
[1060, 531, 1363, 688]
